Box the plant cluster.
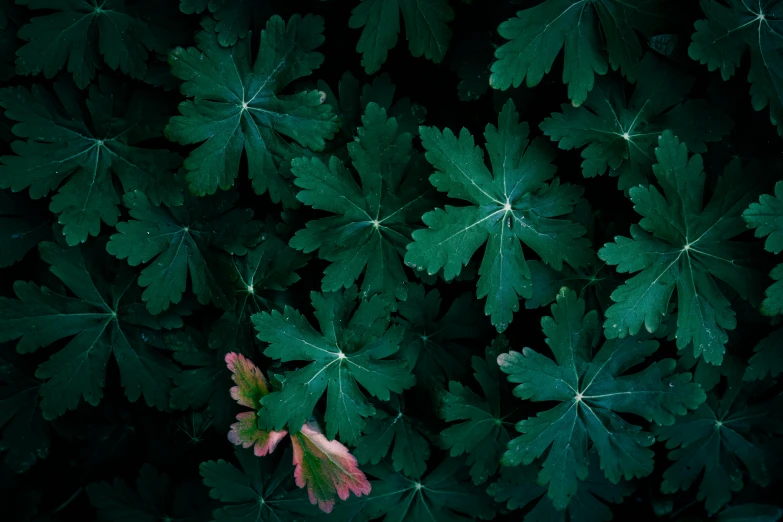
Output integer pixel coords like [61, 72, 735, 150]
[1, 0, 782, 521]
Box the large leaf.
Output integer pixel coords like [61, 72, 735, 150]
[0, 241, 188, 419]
[599, 131, 768, 365]
[0, 78, 180, 246]
[540, 53, 732, 191]
[253, 288, 414, 444]
[405, 99, 593, 332]
[15, 0, 168, 88]
[690, 0, 783, 136]
[497, 288, 705, 509]
[106, 188, 263, 315]
[349, 0, 454, 74]
[490, 0, 665, 106]
[165, 15, 339, 204]
[290, 102, 433, 302]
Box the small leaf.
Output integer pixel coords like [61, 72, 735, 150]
[290, 421, 371, 513]
[227, 411, 288, 457]
[225, 352, 269, 409]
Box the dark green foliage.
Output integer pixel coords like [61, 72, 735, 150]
[498, 288, 705, 509]
[289, 102, 433, 301]
[200, 447, 319, 520]
[15, 0, 169, 89]
[253, 287, 414, 444]
[1, 1, 782, 520]
[353, 394, 431, 479]
[165, 14, 339, 203]
[0, 78, 181, 245]
[87, 463, 212, 521]
[540, 52, 732, 191]
[106, 187, 264, 314]
[657, 362, 783, 514]
[599, 131, 767, 365]
[0, 241, 188, 419]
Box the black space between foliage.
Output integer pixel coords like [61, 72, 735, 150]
[1, 0, 783, 521]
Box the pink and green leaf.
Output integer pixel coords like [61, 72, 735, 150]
[290, 422, 371, 513]
[225, 352, 269, 409]
[228, 411, 288, 457]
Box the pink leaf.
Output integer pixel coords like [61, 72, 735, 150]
[228, 411, 288, 457]
[290, 422, 371, 513]
[225, 352, 269, 409]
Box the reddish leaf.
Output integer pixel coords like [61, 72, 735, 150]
[225, 352, 269, 409]
[228, 411, 288, 457]
[290, 422, 371, 513]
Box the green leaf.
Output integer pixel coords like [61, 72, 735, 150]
[106, 187, 263, 315]
[497, 288, 705, 509]
[744, 328, 783, 381]
[540, 53, 732, 191]
[0, 78, 181, 246]
[526, 260, 617, 311]
[488, 458, 633, 522]
[179, 0, 258, 47]
[87, 463, 212, 522]
[349, 0, 454, 74]
[394, 283, 484, 389]
[200, 447, 319, 521]
[0, 190, 51, 268]
[316, 71, 426, 156]
[599, 131, 768, 365]
[440, 338, 513, 485]
[253, 287, 414, 444]
[526, 200, 619, 311]
[329, 459, 495, 521]
[290, 102, 433, 301]
[167, 327, 237, 432]
[0, 351, 49, 473]
[717, 504, 783, 522]
[405, 99, 593, 332]
[353, 394, 430, 479]
[689, 0, 783, 136]
[165, 15, 339, 203]
[657, 364, 782, 514]
[209, 221, 307, 356]
[490, 0, 665, 106]
[15, 0, 167, 88]
[744, 181, 783, 315]
[0, 241, 187, 419]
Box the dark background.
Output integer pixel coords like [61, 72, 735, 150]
[2, 0, 782, 520]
